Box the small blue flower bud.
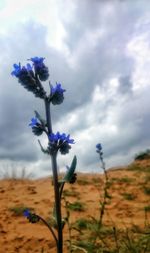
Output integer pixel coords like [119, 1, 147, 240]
[23, 209, 30, 218]
[50, 83, 66, 105]
[29, 117, 38, 127]
[96, 143, 102, 153]
[29, 117, 44, 136]
[48, 132, 75, 155]
[23, 209, 40, 223]
[11, 63, 36, 88]
[30, 57, 49, 81]
[11, 63, 21, 77]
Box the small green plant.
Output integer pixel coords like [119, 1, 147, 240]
[135, 149, 150, 160]
[121, 192, 136, 200]
[111, 176, 133, 184]
[121, 227, 150, 253]
[77, 178, 90, 185]
[74, 144, 113, 252]
[74, 218, 90, 230]
[144, 174, 150, 183]
[118, 177, 133, 184]
[9, 205, 34, 216]
[63, 189, 79, 198]
[143, 186, 150, 195]
[128, 164, 150, 173]
[75, 240, 96, 252]
[144, 205, 150, 212]
[92, 177, 102, 184]
[127, 164, 141, 171]
[68, 201, 85, 211]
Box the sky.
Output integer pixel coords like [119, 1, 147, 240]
[0, 0, 150, 178]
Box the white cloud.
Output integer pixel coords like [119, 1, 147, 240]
[126, 15, 150, 91]
[0, 0, 66, 50]
[0, 0, 150, 177]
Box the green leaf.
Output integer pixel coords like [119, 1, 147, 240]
[61, 155, 77, 183]
[34, 110, 46, 125]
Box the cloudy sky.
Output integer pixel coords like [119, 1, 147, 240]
[0, 0, 150, 178]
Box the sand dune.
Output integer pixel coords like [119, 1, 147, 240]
[0, 159, 149, 252]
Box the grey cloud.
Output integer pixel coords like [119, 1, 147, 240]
[57, 1, 143, 108]
[0, 0, 150, 177]
[0, 22, 53, 163]
[118, 75, 133, 94]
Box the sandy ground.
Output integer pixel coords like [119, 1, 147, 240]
[0, 159, 149, 253]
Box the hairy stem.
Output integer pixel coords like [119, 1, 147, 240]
[99, 156, 108, 227]
[44, 98, 52, 134]
[44, 99, 63, 253]
[51, 154, 63, 253]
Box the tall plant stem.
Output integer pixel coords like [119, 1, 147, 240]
[99, 156, 108, 228]
[44, 98, 52, 134]
[44, 98, 63, 253]
[51, 154, 63, 253]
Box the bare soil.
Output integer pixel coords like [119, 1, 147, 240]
[0, 159, 149, 253]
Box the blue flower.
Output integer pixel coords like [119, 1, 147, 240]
[96, 143, 102, 153]
[26, 63, 33, 72]
[50, 83, 66, 105]
[23, 209, 30, 218]
[11, 63, 21, 77]
[11, 63, 33, 77]
[30, 57, 45, 65]
[61, 133, 75, 144]
[29, 57, 49, 81]
[51, 83, 66, 95]
[29, 117, 44, 136]
[29, 117, 38, 127]
[11, 62, 36, 90]
[11, 58, 47, 99]
[49, 131, 61, 142]
[23, 209, 40, 223]
[48, 132, 75, 155]
[49, 132, 75, 144]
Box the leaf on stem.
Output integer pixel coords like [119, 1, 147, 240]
[61, 155, 77, 183]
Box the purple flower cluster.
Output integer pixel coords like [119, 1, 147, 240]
[11, 62, 36, 86]
[30, 57, 49, 81]
[49, 132, 75, 155]
[29, 117, 38, 127]
[29, 117, 44, 136]
[96, 143, 103, 154]
[11, 57, 66, 103]
[23, 209, 30, 218]
[11, 57, 49, 82]
[23, 209, 40, 223]
[11, 63, 33, 77]
[49, 132, 74, 144]
[51, 83, 66, 95]
[50, 83, 66, 105]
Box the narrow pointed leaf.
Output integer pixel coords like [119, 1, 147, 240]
[61, 155, 77, 183]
